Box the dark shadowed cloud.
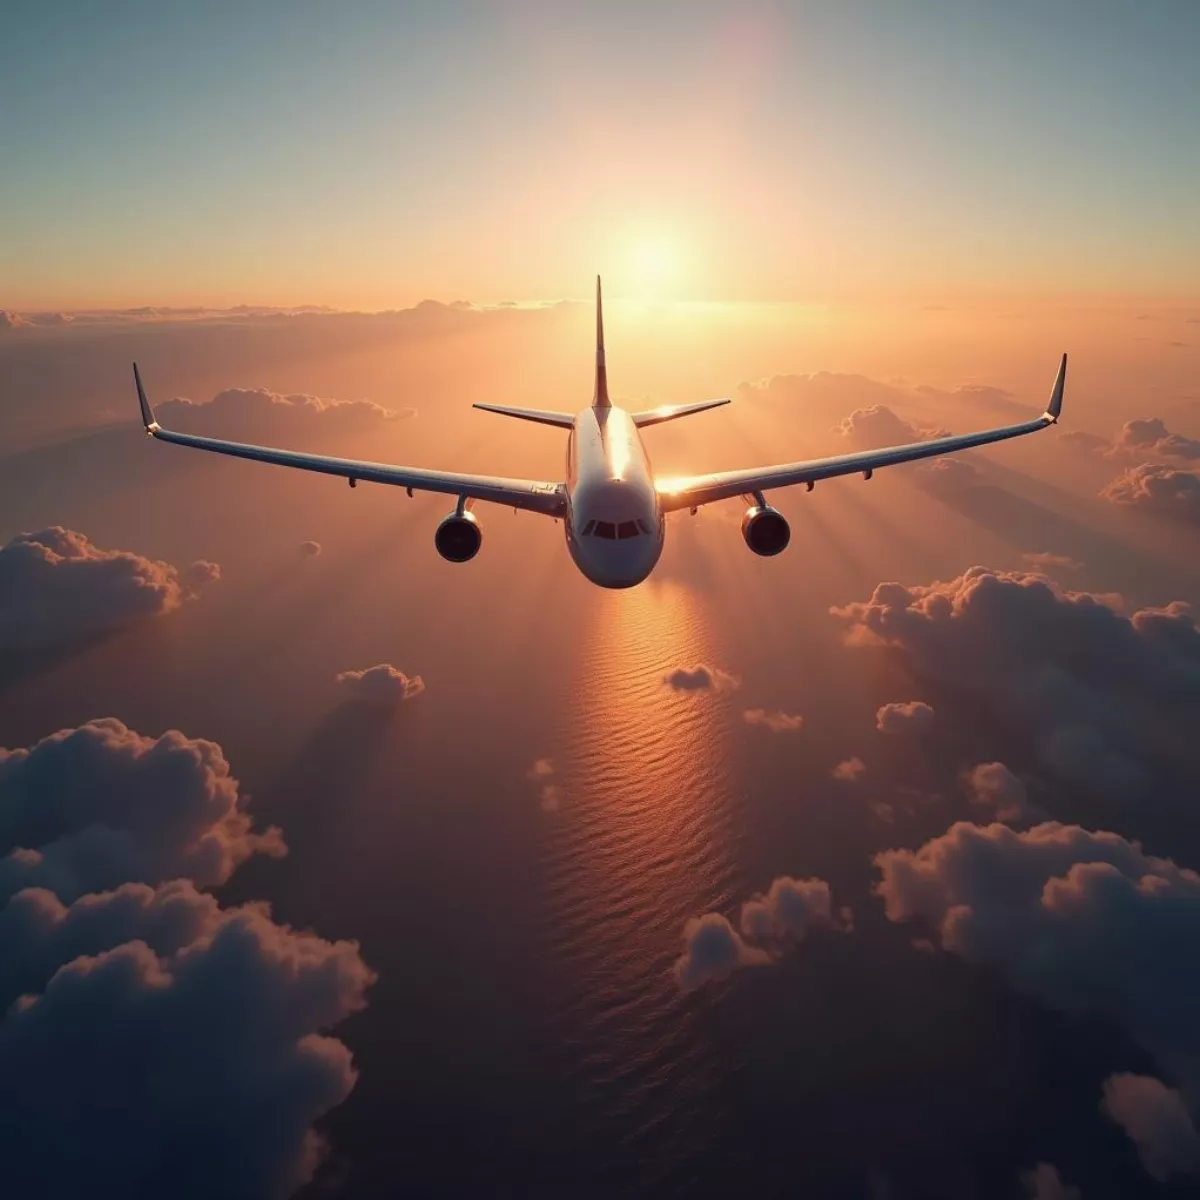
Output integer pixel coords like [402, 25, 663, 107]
[674, 876, 841, 990]
[875, 700, 935, 735]
[1102, 1073, 1200, 1182]
[875, 820, 1200, 1180]
[0, 528, 217, 650]
[335, 663, 425, 704]
[963, 762, 1030, 823]
[832, 566, 1200, 804]
[663, 664, 740, 692]
[1110, 418, 1200, 462]
[1103, 464, 1200, 524]
[0, 718, 284, 904]
[0, 718, 373, 1198]
[1021, 1162, 1081, 1200]
[742, 708, 804, 732]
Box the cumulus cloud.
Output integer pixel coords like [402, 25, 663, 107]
[157, 386, 412, 440]
[1102, 464, 1200, 524]
[875, 700, 935, 735]
[674, 913, 771, 990]
[299, 540, 322, 557]
[0, 528, 217, 650]
[0, 719, 373, 1197]
[675, 876, 842, 990]
[832, 757, 866, 781]
[663, 664, 740, 692]
[1020, 1163, 1080, 1200]
[0, 719, 284, 904]
[526, 758, 562, 812]
[1110, 417, 1200, 462]
[743, 708, 804, 732]
[837, 405, 946, 448]
[1102, 1073, 1200, 1182]
[963, 762, 1030, 822]
[875, 819, 1200, 1178]
[913, 456, 980, 494]
[335, 663, 425, 704]
[832, 566, 1200, 803]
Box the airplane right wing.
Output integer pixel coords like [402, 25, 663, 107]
[657, 354, 1066, 513]
[134, 365, 566, 516]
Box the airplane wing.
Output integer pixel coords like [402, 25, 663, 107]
[657, 354, 1066, 513]
[134, 365, 566, 517]
[471, 403, 575, 428]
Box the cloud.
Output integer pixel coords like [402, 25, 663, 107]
[963, 762, 1030, 822]
[0, 528, 216, 650]
[1102, 464, 1200, 524]
[837, 405, 946, 448]
[157, 386, 412, 440]
[0, 719, 373, 1197]
[875, 819, 1200, 1178]
[674, 913, 770, 990]
[1023, 552, 1082, 572]
[526, 758, 562, 812]
[743, 708, 804, 732]
[832, 757, 866, 781]
[913, 456, 980, 495]
[0, 719, 285, 904]
[1102, 1073, 1200, 1182]
[0, 311, 31, 330]
[1110, 418, 1200, 462]
[832, 566, 1200, 803]
[299, 540, 322, 557]
[0, 892, 374, 1199]
[663, 664, 740, 692]
[1060, 429, 1111, 454]
[335, 663, 425, 704]
[875, 700, 935, 735]
[1020, 1163, 1081, 1200]
[675, 876, 842, 990]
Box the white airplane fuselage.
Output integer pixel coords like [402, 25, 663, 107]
[564, 404, 664, 589]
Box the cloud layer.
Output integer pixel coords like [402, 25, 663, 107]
[1102, 463, 1200, 524]
[0, 528, 217, 650]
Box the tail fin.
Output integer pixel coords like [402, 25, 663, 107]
[593, 275, 610, 408]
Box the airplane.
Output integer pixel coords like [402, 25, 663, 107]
[133, 277, 1067, 589]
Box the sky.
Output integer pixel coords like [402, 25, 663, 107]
[3, 6, 1200, 1199]
[2, 0, 1199, 309]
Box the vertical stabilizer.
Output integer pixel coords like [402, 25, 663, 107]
[593, 275, 610, 408]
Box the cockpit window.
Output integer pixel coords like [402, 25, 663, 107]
[594, 521, 617, 539]
[617, 520, 639, 539]
[580, 519, 596, 536]
[636, 519, 653, 535]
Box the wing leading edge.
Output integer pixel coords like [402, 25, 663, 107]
[133, 365, 566, 516]
[657, 354, 1067, 513]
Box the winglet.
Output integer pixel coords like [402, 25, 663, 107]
[133, 363, 159, 433]
[593, 275, 610, 408]
[1045, 353, 1067, 423]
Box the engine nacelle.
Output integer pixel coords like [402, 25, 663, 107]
[434, 511, 482, 562]
[741, 505, 791, 557]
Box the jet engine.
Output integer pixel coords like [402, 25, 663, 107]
[435, 511, 482, 562]
[741, 504, 790, 557]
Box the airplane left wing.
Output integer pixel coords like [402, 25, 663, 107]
[134, 365, 566, 516]
[657, 354, 1066, 513]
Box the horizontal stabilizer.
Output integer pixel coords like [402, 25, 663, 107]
[631, 398, 730, 429]
[472, 403, 576, 429]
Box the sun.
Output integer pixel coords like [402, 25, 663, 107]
[627, 235, 679, 298]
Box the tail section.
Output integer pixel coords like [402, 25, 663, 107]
[593, 275, 610, 408]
